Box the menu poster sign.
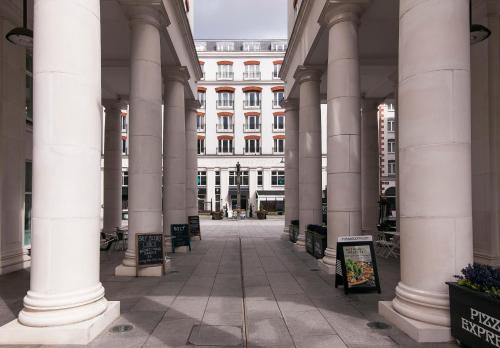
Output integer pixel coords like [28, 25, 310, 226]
[335, 236, 381, 294]
[136, 233, 163, 268]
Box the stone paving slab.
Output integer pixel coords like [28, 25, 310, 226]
[0, 219, 458, 347]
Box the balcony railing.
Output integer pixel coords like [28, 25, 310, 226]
[216, 100, 234, 109]
[272, 100, 283, 108]
[243, 72, 261, 80]
[216, 125, 234, 133]
[216, 147, 235, 155]
[272, 124, 285, 133]
[243, 100, 261, 109]
[243, 123, 261, 132]
[197, 122, 206, 132]
[216, 72, 234, 80]
[197, 148, 206, 155]
[199, 101, 206, 109]
[273, 148, 285, 155]
[244, 147, 262, 155]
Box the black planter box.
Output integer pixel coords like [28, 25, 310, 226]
[289, 220, 299, 242]
[305, 230, 314, 255]
[448, 282, 500, 348]
[313, 232, 327, 259]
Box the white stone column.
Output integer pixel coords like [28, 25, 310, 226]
[163, 67, 188, 245]
[294, 67, 323, 251]
[185, 99, 199, 220]
[283, 99, 299, 236]
[320, 4, 363, 272]
[361, 99, 379, 235]
[379, 0, 473, 342]
[115, 6, 163, 277]
[102, 100, 123, 234]
[0, 0, 119, 344]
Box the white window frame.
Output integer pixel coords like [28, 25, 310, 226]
[273, 91, 284, 108]
[217, 64, 233, 80]
[245, 115, 259, 131]
[274, 138, 285, 154]
[244, 92, 261, 108]
[244, 64, 260, 80]
[257, 170, 263, 186]
[217, 92, 234, 108]
[243, 41, 260, 51]
[218, 139, 233, 153]
[217, 116, 233, 131]
[271, 170, 285, 186]
[245, 139, 260, 154]
[197, 138, 205, 155]
[197, 171, 207, 186]
[388, 139, 396, 153]
[198, 91, 206, 108]
[387, 119, 395, 132]
[388, 160, 396, 175]
[229, 170, 249, 186]
[273, 64, 282, 79]
[273, 115, 285, 131]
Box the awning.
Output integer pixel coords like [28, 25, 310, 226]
[256, 190, 285, 196]
[228, 187, 250, 195]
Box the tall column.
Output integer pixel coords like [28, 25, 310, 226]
[102, 100, 123, 234]
[294, 66, 323, 251]
[379, 0, 473, 342]
[0, 0, 119, 344]
[361, 99, 380, 235]
[283, 99, 299, 236]
[185, 99, 199, 220]
[320, 3, 363, 272]
[163, 67, 188, 245]
[115, 6, 163, 277]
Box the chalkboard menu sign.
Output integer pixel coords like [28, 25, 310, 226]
[188, 216, 201, 239]
[334, 236, 381, 294]
[136, 233, 164, 267]
[171, 224, 191, 253]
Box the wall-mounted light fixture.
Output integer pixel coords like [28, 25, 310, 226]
[6, 0, 33, 48]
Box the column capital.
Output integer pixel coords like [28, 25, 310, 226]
[127, 5, 162, 29]
[164, 65, 190, 84]
[318, 0, 370, 29]
[185, 99, 201, 112]
[281, 98, 299, 111]
[293, 65, 323, 84]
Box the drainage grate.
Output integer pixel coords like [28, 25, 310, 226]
[167, 270, 180, 274]
[367, 321, 391, 330]
[110, 324, 134, 333]
[310, 268, 320, 272]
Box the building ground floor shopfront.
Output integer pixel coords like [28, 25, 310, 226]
[196, 155, 327, 215]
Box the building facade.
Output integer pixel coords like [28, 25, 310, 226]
[378, 101, 396, 196]
[195, 39, 305, 215]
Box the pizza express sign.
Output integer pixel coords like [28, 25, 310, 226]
[460, 308, 499, 347]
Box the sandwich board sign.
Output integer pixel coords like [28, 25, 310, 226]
[136, 233, 164, 268]
[334, 235, 381, 294]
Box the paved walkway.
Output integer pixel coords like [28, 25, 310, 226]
[0, 219, 456, 347]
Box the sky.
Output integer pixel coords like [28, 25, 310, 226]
[193, 0, 288, 40]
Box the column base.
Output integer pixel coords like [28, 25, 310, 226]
[317, 259, 336, 274]
[379, 301, 452, 343]
[191, 236, 201, 241]
[115, 264, 163, 277]
[281, 227, 289, 241]
[0, 301, 120, 345]
[175, 246, 190, 253]
[294, 241, 306, 252]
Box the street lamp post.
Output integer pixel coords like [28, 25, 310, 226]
[236, 161, 241, 220]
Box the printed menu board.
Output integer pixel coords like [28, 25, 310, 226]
[335, 236, 381, 294]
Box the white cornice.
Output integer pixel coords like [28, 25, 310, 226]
[197, 52, 286, 59]
[198, 81, 284, 86]
[168, 0, 202, 81]
[279, 0, 314, 81]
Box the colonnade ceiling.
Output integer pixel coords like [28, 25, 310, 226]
[287, 0, 399, 100]
[100, 0, 200, 102]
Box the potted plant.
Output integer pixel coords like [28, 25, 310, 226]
[211, 210, 223, 220]
[447, 263, 499, 348]
[256, 209, 267, 220]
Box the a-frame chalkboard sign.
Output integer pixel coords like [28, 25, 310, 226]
[171, 224, 191, 253]
[334, 235, 381, 294]
[188, 216, 201, 239]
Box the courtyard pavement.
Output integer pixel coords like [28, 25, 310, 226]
[0, 218, 457, 347]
